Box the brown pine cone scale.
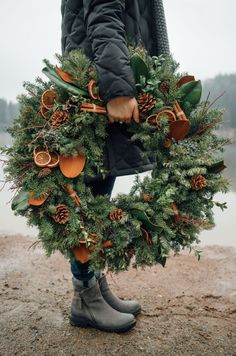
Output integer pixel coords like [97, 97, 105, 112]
[191, 174, 208, 191]
[137, 92, 157, 114]
[159, 81, 170, 94]
[49, 111, 69, 128]
[38, 168, 52, 178]
[109, 208, 124, 221]
[52, 204, 70, 224]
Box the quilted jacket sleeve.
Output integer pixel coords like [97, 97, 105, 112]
[83, 0, 136, 105]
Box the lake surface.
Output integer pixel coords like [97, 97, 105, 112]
[1, 133, 235, 247]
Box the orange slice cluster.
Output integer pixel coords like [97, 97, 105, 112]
[146, 102, 190, 141]
[39, 90, 58, 119]
[33, 148, 59, 168]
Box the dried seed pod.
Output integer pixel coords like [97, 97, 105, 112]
[38, 167, 52, 178]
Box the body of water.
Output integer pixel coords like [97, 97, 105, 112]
[1, 134, 235, 247]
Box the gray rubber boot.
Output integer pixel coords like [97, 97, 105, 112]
[70, 277, 136, 333]
[98, 275, 141, 316]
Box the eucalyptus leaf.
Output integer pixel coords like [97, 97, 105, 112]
[11, 191, 29, 212]
[179, 80, 202, 107]
[42, 67, 88, 96]
[130, 54, 149, 84]
[129, 208, 158, 231]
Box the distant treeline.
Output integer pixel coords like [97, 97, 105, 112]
[0, 98, 19, 132]
[0, 73, 236, 132]
[203, 73, 236, 130]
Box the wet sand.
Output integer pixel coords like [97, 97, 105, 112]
[0, 234, 236, 355]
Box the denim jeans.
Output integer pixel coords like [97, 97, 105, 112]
[70, 175, 116, 281]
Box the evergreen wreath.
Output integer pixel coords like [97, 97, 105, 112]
[1, 46, 230, 272]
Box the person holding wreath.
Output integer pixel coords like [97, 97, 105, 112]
[61, 0, 170, 332]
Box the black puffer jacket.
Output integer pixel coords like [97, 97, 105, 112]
[61, 0, 170, 177]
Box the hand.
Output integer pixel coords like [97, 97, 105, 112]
[107, 96, 139, 124]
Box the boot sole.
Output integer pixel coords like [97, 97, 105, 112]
[70, 315, 136, 333]
[133, 307, 141, 317]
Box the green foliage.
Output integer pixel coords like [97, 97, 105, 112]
[179, 80, 202, 108]
[0, 47, 230, 273]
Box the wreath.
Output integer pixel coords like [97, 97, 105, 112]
[1, 47, 230, 272]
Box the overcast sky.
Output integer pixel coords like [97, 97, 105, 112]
[0, 0, 235, 102]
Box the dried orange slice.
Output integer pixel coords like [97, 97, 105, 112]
[28, 192, 49, 206]
[102, 240, 113, 248]
[169, 120, 190, 141]
[59, 152, 86, 178]
[72, 245, 90, 264]
[156, 110, 176, 123]
[34, 151, 51, 167]
[41, 90, 58, 110]
[47, 152, 59, 168]
[146, 114, 158, 126]
[39, 104, 50, 119]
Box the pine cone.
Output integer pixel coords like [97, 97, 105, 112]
[137, 92, 157, 113]
[63, 229, 69, 237]
[163, 138, 172, 148]
[49, 111, 69, 128]
[191, 174, 208, 191]
[170, 202, 179, 215]
[52, 204, 70, 224]
[127, 245, 135, 258]
[159, 81, 170, 94]
[38, 167, 52, 178]
[109, 208, 124, 221]
[141, 227, 153, 245]
[142, 194, 153, 202]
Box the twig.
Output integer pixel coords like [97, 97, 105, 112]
[28, 240, 41, 250]
[199, 91, 211, 123]
[14, 124, 45, 132]
[207, 138, 231, 153]
[207, 91, 226, 111]
[6, 187, 20, 205]
[193, 91, 226, 135]
[0, 180, 7, 192]
[25, 89, 40, 101]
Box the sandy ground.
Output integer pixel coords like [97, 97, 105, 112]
[0, 234, 236, 356]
